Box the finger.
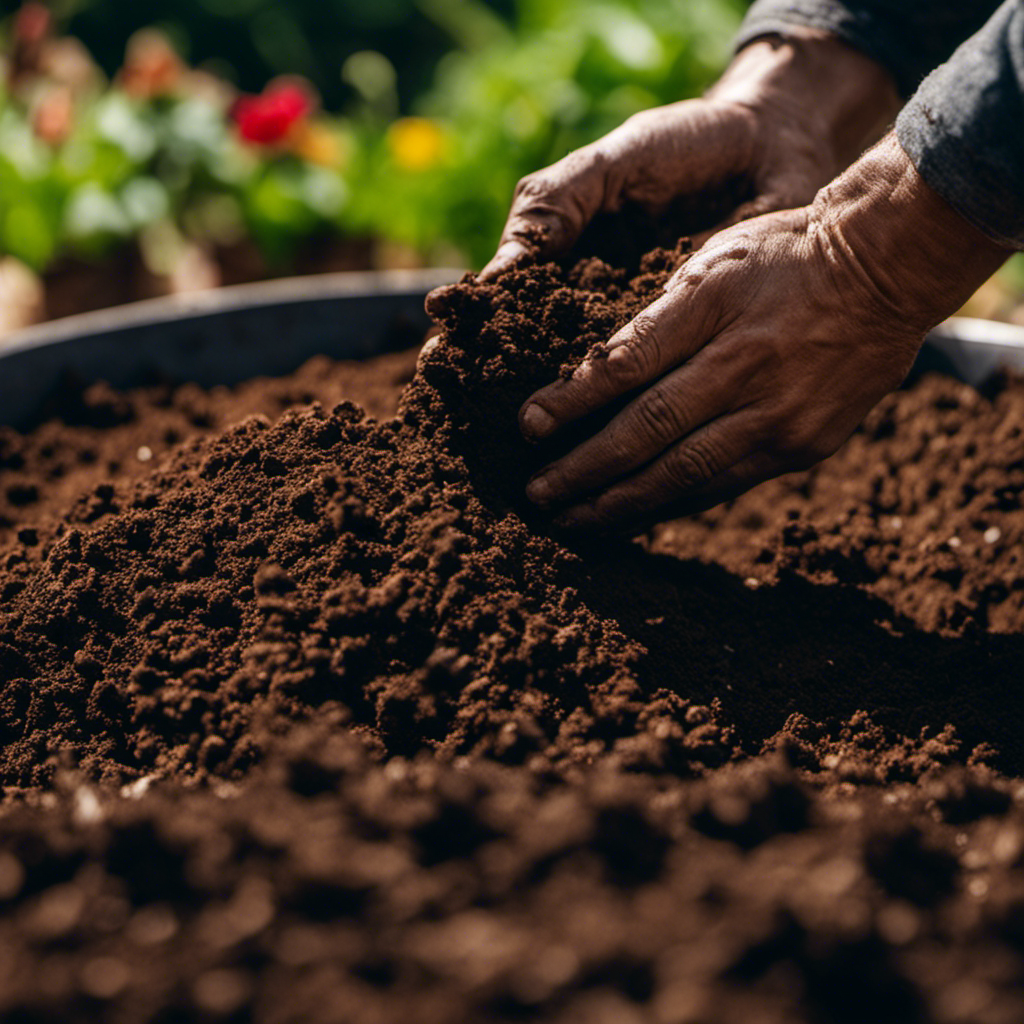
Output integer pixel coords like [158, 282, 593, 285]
[424, 283, 458, 321]
[415, 328, 442, 373]
[614, 451, 786, 536]
[479, 146, 611, 282]
[478, 240, 534, 282]
[520, 283, 720, 442]
[550, 413, 762, 534]
[526, 342, 742, 508]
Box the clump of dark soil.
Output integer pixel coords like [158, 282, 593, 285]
[0, 348, 420, 551]
[2, 231, 1024, 1023]
[654, 371, 1024, 636]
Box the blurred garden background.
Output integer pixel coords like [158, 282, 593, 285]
[0, 0, 1020, 334]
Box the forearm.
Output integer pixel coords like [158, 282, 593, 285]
[732, 0, 1024, 250]
[818, 133, 1013, 333]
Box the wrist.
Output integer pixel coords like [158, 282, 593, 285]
[711, 32, 901, 179]
[814, 133, 1013, 332]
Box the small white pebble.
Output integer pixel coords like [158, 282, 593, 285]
[120, 774, 156, 800]
[136, 446, 153, 462]
[890, 516, 903, 530]
[73, 787, 103, 825]
[984, 526, 1002, 544]
[744, 577, 760, 589]
[968, 878, 989, 898]
[947, 536, 962, 549]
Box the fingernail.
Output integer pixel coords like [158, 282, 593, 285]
[526, 473, 553, 505]
[606, 344, 631, 364]
[477, 259, 507, 283]
[521, 404, 556, 440]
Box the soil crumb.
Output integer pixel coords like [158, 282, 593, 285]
[2, 239, 1024, 1023]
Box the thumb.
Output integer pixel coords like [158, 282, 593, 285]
[479, 145, 612, 281]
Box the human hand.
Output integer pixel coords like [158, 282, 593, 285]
[480, 31, 900, 280]
[519, 134, 1013, 534]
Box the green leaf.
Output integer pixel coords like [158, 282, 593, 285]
[4, 201, 58, 270]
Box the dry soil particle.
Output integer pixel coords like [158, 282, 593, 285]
[652, 371, 1024, 636]
[2, 231, 1024, 1023]
[1, 729, 1024, 1024]
[0, 348, 420, 553]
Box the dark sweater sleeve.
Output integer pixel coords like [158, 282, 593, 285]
[896, 1, 1024, 249]
[735, 0, 1024, 248]
[735, 0, 1000, 98]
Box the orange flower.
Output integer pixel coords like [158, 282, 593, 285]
[386, 117, 446, 172]
[288, 121, 347, 168]
[32, 85, 74, 146]
[119, 30, 185, 99]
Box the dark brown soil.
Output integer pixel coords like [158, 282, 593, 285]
[1, 237, 1024, 1023]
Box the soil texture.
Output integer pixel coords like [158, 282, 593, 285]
[1, 232, 1024, 1023]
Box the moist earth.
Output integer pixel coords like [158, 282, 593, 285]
[1, 237, 1024, 1023]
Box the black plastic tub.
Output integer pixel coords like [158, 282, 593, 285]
[0, 269, 1022, 431]
[0, 269, 457, 430]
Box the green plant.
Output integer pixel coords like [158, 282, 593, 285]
[350, 0, 747, 265]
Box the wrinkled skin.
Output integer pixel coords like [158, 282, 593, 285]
[480, 33, 900, 280]
[456, 31, 1012, 534]
[519, 136, 1012, 533]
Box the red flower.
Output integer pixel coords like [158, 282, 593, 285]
[232, 83, 312, 146]
[14, 3, 50, 45]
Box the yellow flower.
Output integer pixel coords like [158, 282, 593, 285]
[289, 121, 348, 169]
[386, 117, 446, 172]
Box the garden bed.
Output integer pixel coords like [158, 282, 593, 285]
[1, 229, 1024, 1023]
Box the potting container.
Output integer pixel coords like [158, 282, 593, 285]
[0, 269, 457, 429]
[1, 270, 1022, 429]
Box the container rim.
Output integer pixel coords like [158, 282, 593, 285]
[0, 267, 463, 360]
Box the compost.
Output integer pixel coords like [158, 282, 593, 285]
[1, 233, 1024, 1024]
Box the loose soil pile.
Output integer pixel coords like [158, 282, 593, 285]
[1, 232, 1024, 1023]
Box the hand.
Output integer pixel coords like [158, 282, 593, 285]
[519, 134, 1013, 534]
[480, 31, 900, 280]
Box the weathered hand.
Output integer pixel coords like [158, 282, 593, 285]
[520, 135, 1012, 534]
[480, 32, 900, 280]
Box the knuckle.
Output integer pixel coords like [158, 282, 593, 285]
[515, 172, 556, 205]
[633, 385, 688, 445]
[512, 173, 550, 207]
[661, 437, 721, 491]
[612, 315, 663, 381]
[621, 109, 654, 133]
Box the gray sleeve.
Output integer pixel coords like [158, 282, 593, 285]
[735, 0, 1024, 248]
[896, 0, 1024, 249]
[734, 0, 1000, 98]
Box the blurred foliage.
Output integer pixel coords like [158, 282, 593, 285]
[0, 0, 750, 275]
[51, 0, 469, 113]
[353, 0, 749, 264]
